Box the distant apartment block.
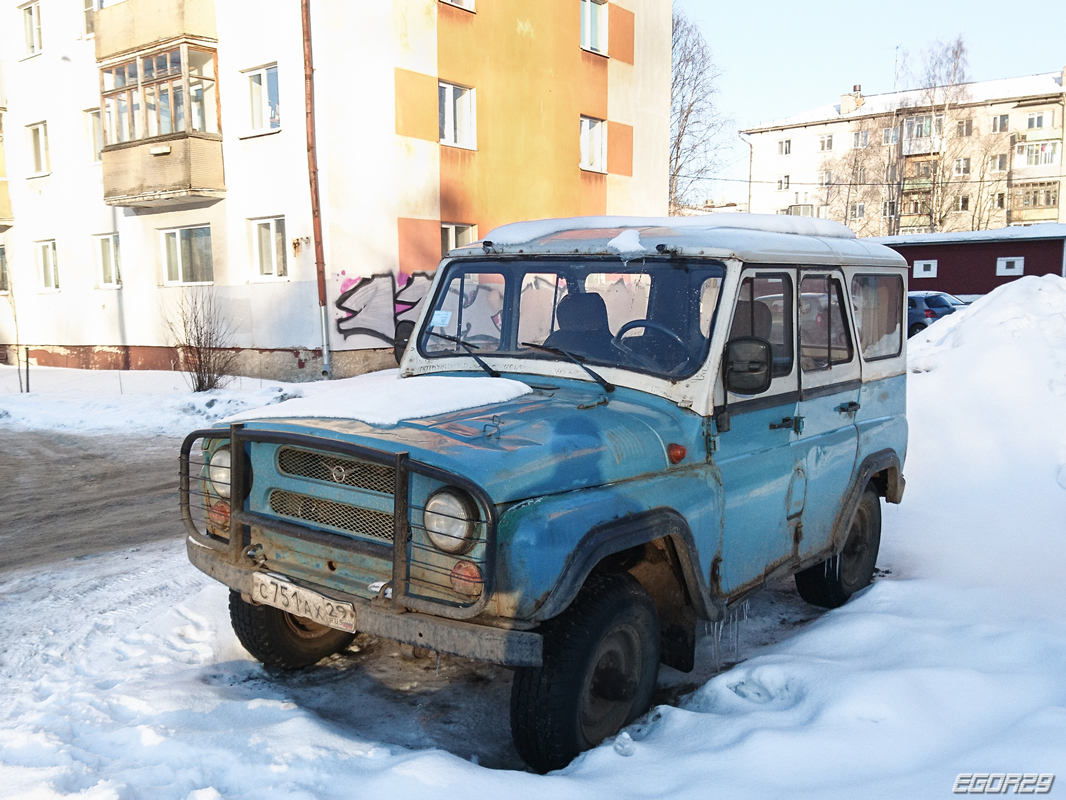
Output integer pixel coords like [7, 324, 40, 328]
[0, 0, 670, 379]
[742, 69, 1066, 237]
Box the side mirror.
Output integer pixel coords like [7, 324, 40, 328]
[724, 337, 772, 395]
[393, 320, 416, 365]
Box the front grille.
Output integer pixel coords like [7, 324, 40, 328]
[269, 490, 395, 541]
[277, 447, 395, 494]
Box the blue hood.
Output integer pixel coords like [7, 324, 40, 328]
[239, 379, 704, 504]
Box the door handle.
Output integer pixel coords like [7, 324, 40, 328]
[837, 401, 861, 414]
[769, 416, 804, 433]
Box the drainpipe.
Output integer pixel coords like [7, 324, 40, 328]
[737, 132, 753, 212]
[302, 0, 331, 378]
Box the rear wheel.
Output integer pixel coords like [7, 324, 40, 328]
[229, 590, 356, 670]
[510, 572, 660, 773]
[908, 323, 925, 338]
[795, 488, 881, 609]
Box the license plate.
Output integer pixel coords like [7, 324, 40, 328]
[251, 573, 357, 633]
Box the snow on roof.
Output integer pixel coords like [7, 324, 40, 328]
[475, 214, 906, 268]
[870, 223, 1066, 247]
[744, 70, 1065, 132]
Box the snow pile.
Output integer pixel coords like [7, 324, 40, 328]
[224, 370, 532, 426]
[1, 276, 1065, 797]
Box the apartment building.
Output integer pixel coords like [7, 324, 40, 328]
[0, 0, 670, 380]
[742, 70, 1066, 238]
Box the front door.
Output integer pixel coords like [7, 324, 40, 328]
[714, 270, 805, 597]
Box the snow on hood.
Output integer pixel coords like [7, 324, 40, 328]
[224, 369, 532, 427]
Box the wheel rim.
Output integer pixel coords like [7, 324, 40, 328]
[282, 612, 333, 640]
[839, 504, 871, 589]
[579, 624, 643, 745]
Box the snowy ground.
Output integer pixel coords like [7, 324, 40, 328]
[2, 275, 1066, 798]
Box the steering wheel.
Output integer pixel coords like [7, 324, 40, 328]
[612, 319, 689, 373]
[614, 319, 686, 348]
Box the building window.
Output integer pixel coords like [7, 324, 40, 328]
[246, 64, 280, 132]
[1013, 181, 1058, 209]
[439, 81, 475, 148]
[855, 167, 867, 185]
[441, 223, 477, 256]
[579, 115, 606, 172]
[953, 195, 969, 212]
[84, 0, 99, 36]
[26, 122, 48, 175]
[913, 260, 937, 279]
[852, 130, 868, 148]
[22, 2, 41, 56]
[95, 233, 121, 288]
[87, 109, 103, 162]
[992, 114, 1009, 133]
[818, 170, 832, 187]
[161, 226, 214, 284]
[996, 257, 1024, 277]
[776, 175, 790, 191]
[848, 202, 865, 220]
[37, 240, 59, 290]
[882, 200, 897, 217]
[819, 134, 833, 151]
[0, 246, 8, 293]
[253, 217, 287, 278]
[1022, 142, 1057, 166]
[580, 0, 608, 54]
[996, 192, 1006, 209]
[905, 114, 942, 139]
[913, 160, 936, 178]
[882, 126, 899, 145]
[956, 119, 972, 137]
[953, 157, 970, 175]
[101, 46, 218, 145]
[778, 139, 791, 156]
[886, 163, 898, 182]
[990, 153, 1007, 173]
[1027, 112, 1046, 129]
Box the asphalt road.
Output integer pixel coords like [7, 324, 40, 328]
[0, 431, 184, 574]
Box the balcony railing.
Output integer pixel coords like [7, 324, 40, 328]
[102, 134, 224, 208]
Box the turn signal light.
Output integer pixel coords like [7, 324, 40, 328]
[667, 443, 687, 464]
[208, 500, 231, 532]
[450, 560, 484, 597]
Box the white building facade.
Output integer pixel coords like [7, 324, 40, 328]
[742, 70, 1066, 238]
[0, 0, 671, 380]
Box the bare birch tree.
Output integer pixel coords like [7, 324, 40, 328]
[669, 9, 727, 213]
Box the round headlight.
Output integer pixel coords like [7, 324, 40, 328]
[208, 446, 232, 499]
[424, 489, 477, 554]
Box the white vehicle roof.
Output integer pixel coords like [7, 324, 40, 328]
[454, 214, 907, 268]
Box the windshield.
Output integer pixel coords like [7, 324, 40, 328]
[417, 257, 726, 380]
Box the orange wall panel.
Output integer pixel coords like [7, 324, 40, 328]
[609, 5, 635, 65]
[398, 217, 443, 275]
[395, 67, 439, 142]
[436, 0, 609, 232]
[607, 121, 634, 176]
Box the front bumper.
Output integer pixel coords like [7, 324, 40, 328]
[187, 525, 543, 668]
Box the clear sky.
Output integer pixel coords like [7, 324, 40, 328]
[678, 0, 1066, 204]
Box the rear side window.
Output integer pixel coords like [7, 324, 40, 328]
[799, 275, 853, 371]
[730, 275, 794, 377]
[851, 274, 903, 360]
[925, 294, 950, 309]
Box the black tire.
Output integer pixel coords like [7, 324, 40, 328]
[795, 488, 881, 609]
[908, 323, 925, 338]
[228, 590, 356, 670]
[510, 572, 660, 773]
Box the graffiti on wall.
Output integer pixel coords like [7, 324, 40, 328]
[334, 271, 434, 344]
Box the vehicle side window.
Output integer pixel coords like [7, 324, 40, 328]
[799, 275, 853, 372]
[731, 275, 793, 378]
[925, 295, 949, 309]
[908, 297, 916, 309]
[851, 274, 903, 360]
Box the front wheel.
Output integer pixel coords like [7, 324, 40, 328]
[510, 572, 660, 773]
[229, 590, 356, 670]
[795, 488, 881, 609]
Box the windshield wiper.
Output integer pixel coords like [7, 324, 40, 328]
[520, 342, 615, 393]
[424, 330, 501, 378]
